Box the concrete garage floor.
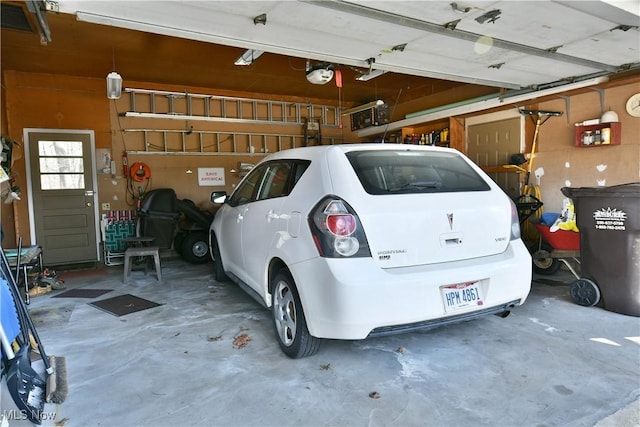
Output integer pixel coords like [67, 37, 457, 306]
[2, 256, 639, 427]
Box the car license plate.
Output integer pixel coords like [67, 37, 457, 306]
[441, 281, 484, 313]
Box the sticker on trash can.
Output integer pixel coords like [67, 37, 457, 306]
[593, 208, 627, 231]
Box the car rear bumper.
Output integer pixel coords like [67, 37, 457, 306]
[368, 299, 521, 337]
[288, 239, 531, 340]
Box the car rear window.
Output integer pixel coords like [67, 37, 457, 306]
[346, 150, 491, 195]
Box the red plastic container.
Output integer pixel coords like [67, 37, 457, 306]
[534, 223, 580, 251]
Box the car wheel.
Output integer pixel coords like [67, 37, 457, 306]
[271, 270, 322, 358]
[570, 278, 601, 307]
[180, 232, 210, 264]
[211, 233, 229, 282]
[530, 242, 561, 275]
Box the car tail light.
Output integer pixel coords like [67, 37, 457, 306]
[309, 197, 371, 258]
[326, 214, 356, 236]
[509, 199, 521, 241]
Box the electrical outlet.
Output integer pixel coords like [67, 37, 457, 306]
[101, 203, 111, 211]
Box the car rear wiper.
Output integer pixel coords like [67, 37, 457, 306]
[390, 181, 443, 192]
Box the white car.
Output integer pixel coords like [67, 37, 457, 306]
[209, 144, 531, 358]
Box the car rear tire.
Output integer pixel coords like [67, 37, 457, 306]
[180, 232, 210, 264]
[531, 242, 561, 275]
[211, 234, 229, 282]
[271, 270, 322, 358]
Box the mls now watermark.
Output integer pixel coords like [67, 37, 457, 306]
[1, 409, 57, 421]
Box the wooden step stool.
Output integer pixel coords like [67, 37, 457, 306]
[123, 246, 162, 283]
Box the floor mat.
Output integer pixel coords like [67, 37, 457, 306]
[52, 289, 113, 298]
[89, 294, 163, 317]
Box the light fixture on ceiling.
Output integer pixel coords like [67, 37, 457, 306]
[341, 100, 384, 116]
[356, 69, 387, 81]
[106, 71, 123, 99]
[106, 46, 122, 99]
[356, 57, 387, 81]
[234, 49, 264, 66]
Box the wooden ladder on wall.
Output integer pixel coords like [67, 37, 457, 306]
[123, 88, 339, 127]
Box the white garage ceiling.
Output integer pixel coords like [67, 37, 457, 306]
[54, 0, 640, 91]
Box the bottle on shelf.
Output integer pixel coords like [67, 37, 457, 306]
[601, 127, 611, 144]
[581, 130, 594, 146]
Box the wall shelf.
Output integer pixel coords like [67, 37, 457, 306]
[575, 122, 621, 147]
[400, 118, 459, 149]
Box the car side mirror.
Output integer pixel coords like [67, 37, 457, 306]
[210, 191, 228, 204]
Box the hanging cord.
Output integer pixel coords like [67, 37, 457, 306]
[126, 177, 150, 209]
[125, 163, 151, 208]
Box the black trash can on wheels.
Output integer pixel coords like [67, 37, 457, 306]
[562, 183, 640, 316]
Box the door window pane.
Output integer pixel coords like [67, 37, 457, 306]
[41, 174, 85, 190]
[38, 140, 83, 156]
[38, 140, 85, 190]
[39, 157, 84, 173]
